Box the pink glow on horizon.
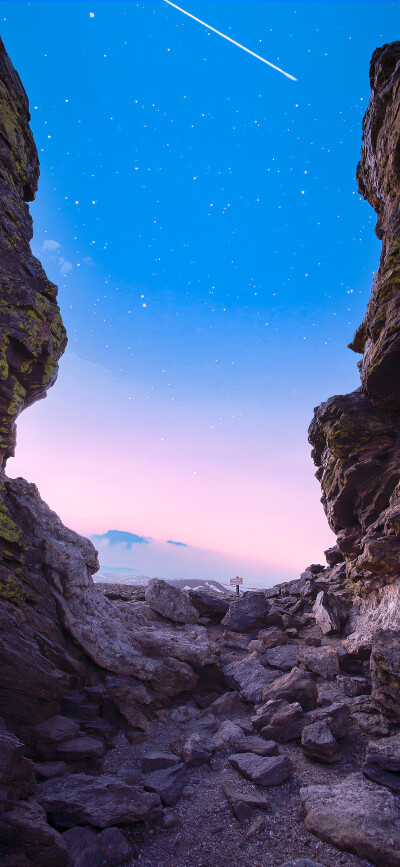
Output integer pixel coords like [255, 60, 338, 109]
[8, 353, 335, 580]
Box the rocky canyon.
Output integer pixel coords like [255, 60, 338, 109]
[1, 33, 400, 867]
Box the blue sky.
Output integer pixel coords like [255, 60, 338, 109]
[5, 1, 399, 584]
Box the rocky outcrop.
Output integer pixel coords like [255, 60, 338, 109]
[0, 38, 67, 470]
[0, 36, 218, 864]
[309, 43, 400, 629]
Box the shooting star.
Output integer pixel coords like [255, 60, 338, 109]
[164, 0, 297, 81]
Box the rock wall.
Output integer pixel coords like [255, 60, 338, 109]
[309, 43, 400, 620]
[0, 36, 219, 863]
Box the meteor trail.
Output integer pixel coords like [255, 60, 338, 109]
[164, 0, 297, 81]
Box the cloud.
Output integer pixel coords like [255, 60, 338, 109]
[166, 539, 188, 547]
[58, 257, 73, 274]
[91, 530, 150, 549]
[42, 239, 61, 252]
[82, 256, 95, 266]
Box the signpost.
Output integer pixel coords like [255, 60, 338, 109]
[230, 576, 243, 596]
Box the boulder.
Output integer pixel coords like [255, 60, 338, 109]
[182, 733, 214, 766]
[305, 702, 350, 739]
[62, 826, 131, 867]
[363, 732, 400, 794]
[301, 771, 400, 867]
[264, 644, 299, 671]
[223, 655, 279, 704]
[145, 578, 199, 624]
[188, 588, 230, 617]
[0, 724, 36, 812]
[299, 646, 339, 680]
[313, 591, 350, 635]
[252, 699, 305, 742]
[142, 752, 181, 773]
[325, 545, 344, 567]
[36, 774, 161, 828]
[262, 667, 318, 711]
[258, 628, 288, 649]
[229, 752, 294, 787]
[371, 629, 400, 718]
[221, 592, 270, 633]
[0, 797, 68, 866]
[143, 764, 188, 806]
[301, 721, 341, 763]
[234, 737, 278, 757]
[212, 721, 243, 750]
[55, 736, 105, 762]
[337, 675, 370, 697]
[210, 691, 241, 717]
[222, 784, 269, 821]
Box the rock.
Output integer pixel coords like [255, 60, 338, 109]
[301, 771, 400, 867]
[221, 592, 270, 633]
[223, 655, 279, 704]
[229, 752, 294, 787]
[247, 639, 264, 653]
[325, 545, 345, 567]
[258, 628, 288, 649]
[143, 764, 188, 806]
[188, 588, 230, 617]
[299, 646, 339, 680]
[194, 691, 220, 709]
[301, 721, 342, 763]
[55, 735, 105, 762]
[0, 797, 68, 866]
[252, 699, 305, 742]
[308, 43, 400, 613]
[162, 808, 179, 829]
[212, 721, 243, 750]
[371, 629, 400, 718]
[313, 592, 350, 635]
[104, 674, 151, 729]
[363, 733, 400, 794]
[337, 675, 370, 697]
[0, 724, 35, 811]
[182, 733, 214, 766]
[169, 704, 200, 723]
[234, 736, 278, 757]
[37, 774, 161, 828]
[145, 578, 199, 624]
[62, 826, 131, 866]
[210, 691, 241, 717]
[222, 630, 249, 650]
[222, 784, 269, 821]
[306, 702, 350, 739]
[31, 716, 81, 745]
[142, 752, 181, 773]
[264, 644, 299, 671]
[304, 637, 321, 648]
[245, 814, 267, 837]
[33, 761, 70, 781]
[262, 667, 318, 712]
[366, 732, 400, 771]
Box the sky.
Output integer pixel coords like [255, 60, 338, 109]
[4, 1, 399, 586]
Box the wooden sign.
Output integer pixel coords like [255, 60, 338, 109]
[230, 576, 243, 586]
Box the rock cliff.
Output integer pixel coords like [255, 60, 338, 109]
[2, 31, 400, 867]
[309, 43, 400, 626]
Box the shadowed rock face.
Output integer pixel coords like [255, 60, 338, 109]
[309, 43, 400, 596]
[0, 37, 67, 470]
[0, 29, 217, 788]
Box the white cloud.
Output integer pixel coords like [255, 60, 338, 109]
[58, 257, 73, 274]
[42, 239, 61, 252]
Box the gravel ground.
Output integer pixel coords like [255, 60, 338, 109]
[101, 656, 373, 867]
